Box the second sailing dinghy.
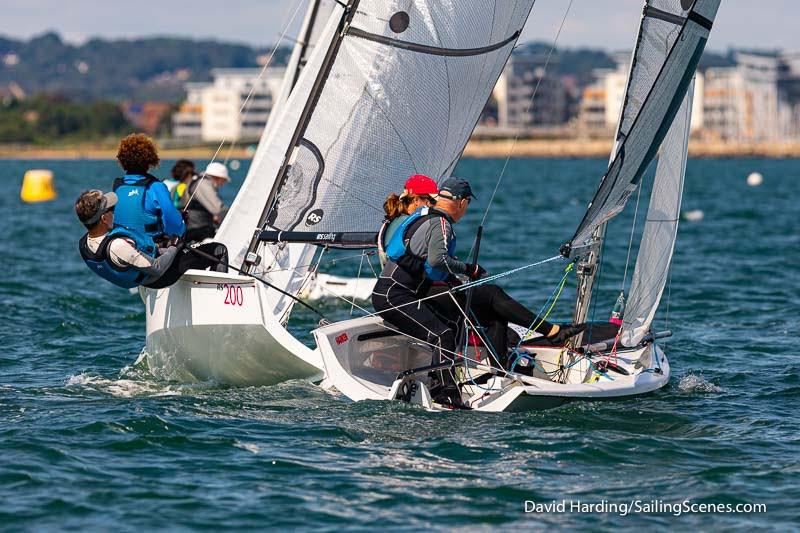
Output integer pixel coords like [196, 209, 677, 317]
[142, 0, 536, 385]
[315, 0, 720, 411]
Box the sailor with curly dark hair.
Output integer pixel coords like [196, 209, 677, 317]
[112, 133, 185, 249]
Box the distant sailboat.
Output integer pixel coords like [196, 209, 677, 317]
[314, 0, 720, 411]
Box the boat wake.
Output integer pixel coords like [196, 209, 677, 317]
[65, 353, 221, 398]
[65, 372, 187, 398]
[677, 373, 724, 394]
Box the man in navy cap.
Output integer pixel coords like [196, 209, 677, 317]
[374, 177, 585, 407]
[76, 189, 228, 290]
[373, 177, 481, 408]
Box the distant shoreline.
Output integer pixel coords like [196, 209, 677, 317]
[2, 139, 800, 159]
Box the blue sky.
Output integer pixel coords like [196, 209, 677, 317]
[1, 0, 794, 52]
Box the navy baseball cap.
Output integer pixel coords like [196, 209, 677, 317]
[438, 177, 476, 200]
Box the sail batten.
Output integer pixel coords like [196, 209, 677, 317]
[566, 0, 720, 254]
[347, 27, 521, 57]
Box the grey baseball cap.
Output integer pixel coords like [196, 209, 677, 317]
[77, 190, 118, 226]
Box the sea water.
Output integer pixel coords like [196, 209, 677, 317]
[0, 157, 797, 529]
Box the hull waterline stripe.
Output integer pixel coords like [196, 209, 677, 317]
[347, 27, 520, 57]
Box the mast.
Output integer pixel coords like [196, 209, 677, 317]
[567, 0, 718, 340]
[571, 11, 639, 340]
[242, 0, 360, 273]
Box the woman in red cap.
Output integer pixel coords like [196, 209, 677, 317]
[377, 174, 439, 268]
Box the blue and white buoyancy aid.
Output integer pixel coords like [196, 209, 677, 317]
[78, 227, 157, 289]
[385, 207, 456, 283]
[112, 174, 162, 240]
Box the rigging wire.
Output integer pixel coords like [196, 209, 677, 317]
[453, 255, 563, 292]
[349, 252, 366, 317]
[181, 0, 306, 212]
[479, 0, 575, 227]
[620, 179, 644, 291]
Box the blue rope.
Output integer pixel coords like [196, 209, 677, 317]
[454, 255, 563, 292]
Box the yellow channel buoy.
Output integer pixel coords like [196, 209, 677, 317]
[20, 169, 57, 203]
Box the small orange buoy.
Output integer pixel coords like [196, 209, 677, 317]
[20, 169, 57, 203]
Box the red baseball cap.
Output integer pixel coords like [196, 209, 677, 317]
[400, 174, 438, 199]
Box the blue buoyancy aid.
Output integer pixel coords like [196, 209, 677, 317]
[385, 207, 455, 282]
[112, 174, 162, 240]
[78, 227, 157, 289]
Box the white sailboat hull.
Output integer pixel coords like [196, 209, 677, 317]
[313, 316, 670, 413]
[142, 270, 324, 386]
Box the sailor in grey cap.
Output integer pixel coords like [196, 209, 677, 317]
[76, 189, 228, 289]
[373, 177, 587, 407]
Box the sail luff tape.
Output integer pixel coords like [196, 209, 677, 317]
[21, 169, 57, 203]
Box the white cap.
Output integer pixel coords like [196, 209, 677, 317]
[204, 161, 230, 181]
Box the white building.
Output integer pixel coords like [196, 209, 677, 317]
[703, 53, 781, 141]
[495, 52, 569, 128]
[172, 67, 286, 141]
[579, 53, 704, 134]
[777, 52, 800, 139]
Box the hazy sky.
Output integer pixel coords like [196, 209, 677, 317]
[1, 0, 794, 53]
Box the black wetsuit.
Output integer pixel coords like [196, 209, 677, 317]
[144, 242, 228, 289]
[425, 284, 555, 367]
[372, 210, 555, 374]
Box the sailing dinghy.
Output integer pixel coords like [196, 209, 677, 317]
[143, 0, 538, 385]
[314, 0, 720, 411]
[141, 0, 337, 385]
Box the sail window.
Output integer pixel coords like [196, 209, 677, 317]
[267, 139, 325, 231]
[389, 11, 410, 33]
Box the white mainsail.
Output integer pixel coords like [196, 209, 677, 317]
[260, 0, 338, 151]
[227, 0, 535, 314]
[621, 78, 694, 347]
[263, 0, 537, 236]
[567, 0, 720, 254]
